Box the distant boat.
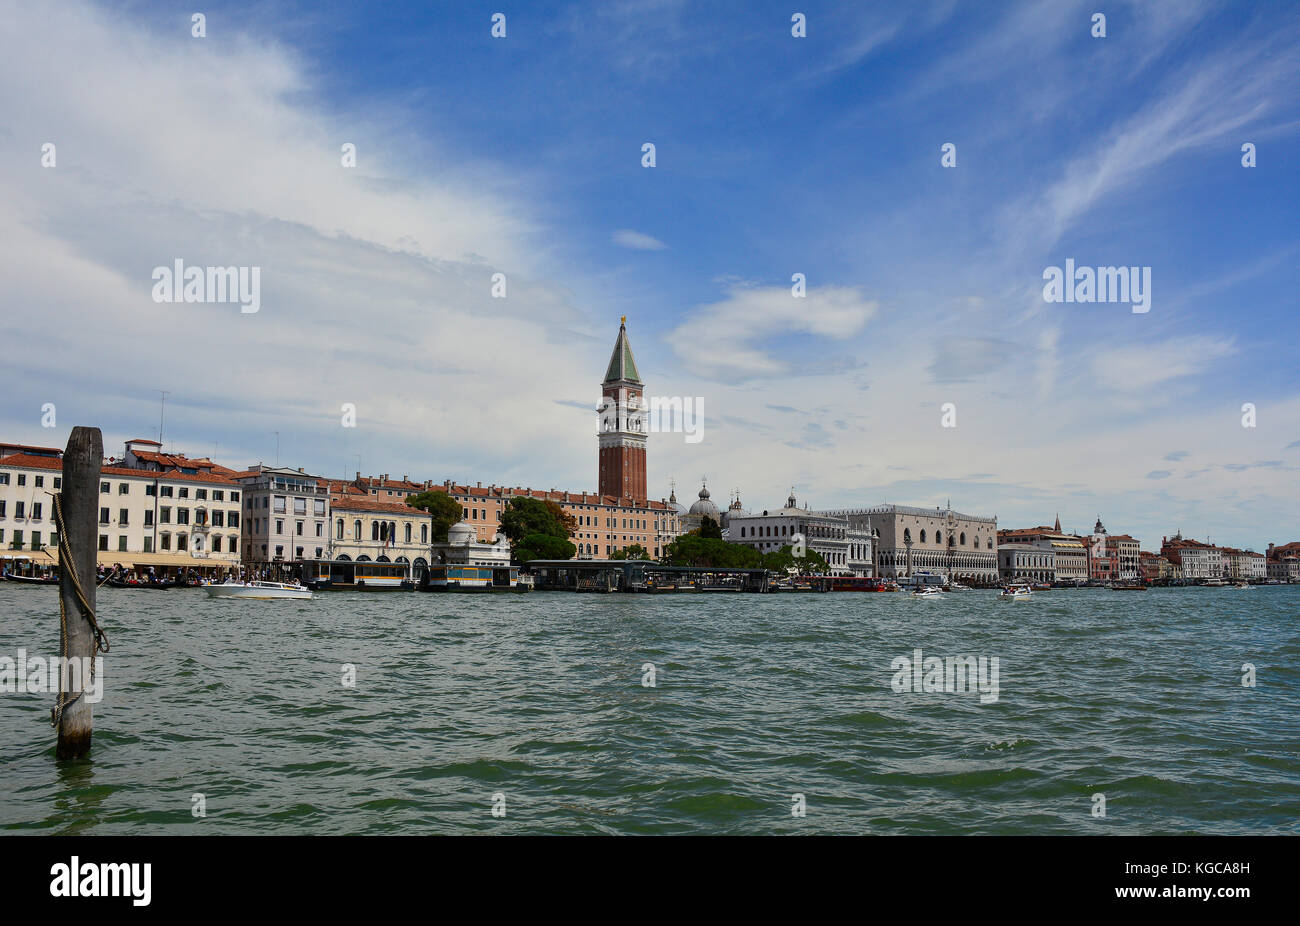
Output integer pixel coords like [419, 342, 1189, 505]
[3, 573, 59, 585]
[999, 586, 1032, 600]
[1111, 582, 1147, 591]
[911, 585, 943, 599]
[206, 580, 312, 600]
[1203, 578, 1229, 587]
[106, 578, 179, 590]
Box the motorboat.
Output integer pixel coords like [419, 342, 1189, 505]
[999, 586, 1033, 600]
[205, 580, 312, 600]
[911, 585, 944, 599]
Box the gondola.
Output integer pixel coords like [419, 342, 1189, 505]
[104, 578, 180, 589]
[3, 573, 60, 585]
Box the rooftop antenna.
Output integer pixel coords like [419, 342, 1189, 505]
[274, 431, 280, 467]
[158, 390, 169, 448]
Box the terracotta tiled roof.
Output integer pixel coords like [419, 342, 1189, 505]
[438, 482, 673, 510]
[329, 494, 427, 515]
[0, 443, 62, 456]
[0, 453, 61, 470]
[1, 453, 235, 484]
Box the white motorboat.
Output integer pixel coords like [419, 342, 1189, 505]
[911, 585, 944, 599]
[205, 580, 312, 600]
[999, 586, 1033, 600]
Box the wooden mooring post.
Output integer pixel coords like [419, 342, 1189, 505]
[55, 426, 103, 760]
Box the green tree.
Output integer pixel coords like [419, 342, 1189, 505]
[661, 535, 763, 569]
[698, 515, 723, 540]
[762, 544, 830, 575]
[514, 532, 576, 564]
[406, 490, 466, 542]
[499, 497, 575, 563]
[610, 543, 651, 561]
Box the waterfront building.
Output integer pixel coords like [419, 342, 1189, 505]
[335, 472, 427, 502]
[1139, 551, 1176, 583]
[431, 519, 512, 568]
[1106, 533, 1141, 581]
[1088, 517, 1113, 582]
[846, 527, 877, 576]
[1161, 533, 1223, 580]
[1266, 542, 1300, 582]
[1220, 547, 1266, 581]
[998, 517, 1088, 582]
[998, 544, 1055, 583]
[237, 465, 331, 565]
[433, 481, 680, 559]
[824, 503, 998, 583]
[1, 443, 242, 574]
[729, 491, 852, 572]
[328, 491, 432, 574]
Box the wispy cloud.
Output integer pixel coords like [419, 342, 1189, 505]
[671, 285, 877, 381]
[612, 229, 668, 251]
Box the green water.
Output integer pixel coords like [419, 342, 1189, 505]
[1, 584, 1297, 834]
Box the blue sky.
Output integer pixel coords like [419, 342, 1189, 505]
[2, 0, 1298, 550]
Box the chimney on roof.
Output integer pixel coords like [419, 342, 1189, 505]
[477, 481, 481, 488]
[355, 472, 361, 481]
[298, 467, 305, 474]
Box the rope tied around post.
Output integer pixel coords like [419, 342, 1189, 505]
[51, 492, 110, 729]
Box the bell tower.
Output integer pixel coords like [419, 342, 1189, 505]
[598, 317, 647, 500]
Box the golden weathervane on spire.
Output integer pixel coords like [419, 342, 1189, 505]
[620, 315, 626, 324]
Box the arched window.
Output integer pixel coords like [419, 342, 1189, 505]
[372, 522, 380, 541]
[960, 532, 966, 545]
[421, 524, 428, 543]
[920, 530, 926, 543]
[354, 520, 362, 540]
[936, 531, 942, 545]
[335, 518, 343, 540]
[404, 524, 412, 543]
[904, 529, 911, 543]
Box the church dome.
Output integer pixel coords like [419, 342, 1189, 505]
[687, 484, 720, 520]
[448, 520, 475, 545]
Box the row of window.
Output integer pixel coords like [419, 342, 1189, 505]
[251, 518, 324, 537]
[902, 528, 993, 549]
[332, 519, 430, 544]
[247, 495, 326, 516]
[95, 507, 238, 528]
[1, 529, 57, 550]
[0, 473, 61, 489]
[96, 533, 238, 554]
[101, 481, 236, 502]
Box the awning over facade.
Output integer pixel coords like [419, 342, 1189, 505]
[94, 552, 234, 570]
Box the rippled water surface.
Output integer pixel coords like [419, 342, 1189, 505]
[2, 584, 1297, 834]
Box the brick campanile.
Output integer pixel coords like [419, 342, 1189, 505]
[598, 317, 647, 500]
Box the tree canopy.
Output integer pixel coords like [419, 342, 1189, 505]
[406, 490, 467, 542]
[499, 496, 576, 563]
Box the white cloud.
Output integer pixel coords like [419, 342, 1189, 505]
[612, 229, 668, 251]
[1090, 336, 1237, 391]
[0, 1, 601, 487]
[669, 285, 877, 380]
